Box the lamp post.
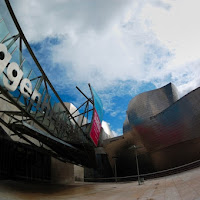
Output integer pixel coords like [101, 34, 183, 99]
[129, 145, 142, 185]
[112, 156, 118, 183]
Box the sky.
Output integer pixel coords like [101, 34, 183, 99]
[3, 0, 200, 136]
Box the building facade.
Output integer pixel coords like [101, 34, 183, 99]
[103, 83, 200, 176]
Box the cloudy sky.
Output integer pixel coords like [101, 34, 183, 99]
[3, 0, 200, 136]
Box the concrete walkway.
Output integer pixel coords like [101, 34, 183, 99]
[1, 167, 200, 200]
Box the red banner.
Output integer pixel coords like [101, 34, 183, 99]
[90, 109, 101, 146]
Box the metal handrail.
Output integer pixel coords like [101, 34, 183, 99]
[84, 158, 200, 182]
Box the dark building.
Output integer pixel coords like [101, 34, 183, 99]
[103, 83, 200, 176]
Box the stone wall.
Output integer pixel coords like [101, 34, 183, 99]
[74, 165, 84, 181]
[51, 157, 74, 184]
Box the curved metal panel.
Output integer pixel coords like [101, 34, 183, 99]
[123, 83, 200, 171]
[126, 83, 179, 127]
[104, 83, 200, 176]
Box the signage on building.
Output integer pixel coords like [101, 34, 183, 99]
[0, 13, 104, 146]
[90, 86, 103, 146]
[0, 14, 75, 139]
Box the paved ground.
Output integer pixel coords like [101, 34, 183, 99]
[1, 166, 200, 200]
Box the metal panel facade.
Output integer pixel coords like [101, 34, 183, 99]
[123, 83, 200, 171]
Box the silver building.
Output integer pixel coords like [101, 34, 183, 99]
[103, 83, 200, 176]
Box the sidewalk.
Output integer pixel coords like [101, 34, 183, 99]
[1, 166, 200, 200]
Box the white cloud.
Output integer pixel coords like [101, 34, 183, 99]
[6, 0, 200, 119]
[9, 0, 133, 42]
[50, 2, 172, 91]
[111, 130, 118, 137]
[142, 0, 200, 66]
[112, 128, 123, 136]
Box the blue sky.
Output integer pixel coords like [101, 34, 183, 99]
[3, 0, 200, 136]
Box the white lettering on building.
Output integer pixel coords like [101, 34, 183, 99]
[0, 43, 66, 134]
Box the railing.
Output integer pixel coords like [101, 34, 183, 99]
[84, 158, 200, 182]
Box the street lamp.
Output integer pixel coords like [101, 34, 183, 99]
[112, 156, 118, 182]
[129, 144, 143, 185]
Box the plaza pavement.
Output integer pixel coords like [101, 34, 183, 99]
[1, 166, 200, 200]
